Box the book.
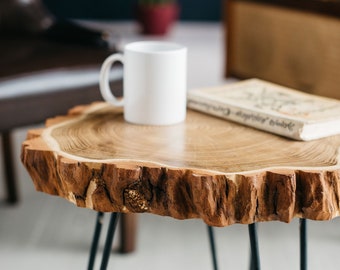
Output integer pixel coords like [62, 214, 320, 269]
[187, 79, 340, 141]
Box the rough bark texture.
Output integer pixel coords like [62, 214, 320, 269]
[21, 102, 340, 226]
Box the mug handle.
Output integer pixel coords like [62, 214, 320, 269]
[99, 53, 124, 107]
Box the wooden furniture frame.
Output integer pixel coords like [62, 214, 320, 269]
[225, 0, 340, 100]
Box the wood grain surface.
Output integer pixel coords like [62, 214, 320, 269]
[21, 102, 340, 226]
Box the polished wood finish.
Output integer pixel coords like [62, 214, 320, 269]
[119, 213, 138, 253]
[22, 102, 340, 227]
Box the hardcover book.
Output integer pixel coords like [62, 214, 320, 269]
[187, 79, 340, 141]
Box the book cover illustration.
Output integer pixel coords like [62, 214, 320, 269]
[187, 79, 340, 140]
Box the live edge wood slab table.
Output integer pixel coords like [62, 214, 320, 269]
[21, 102, 340, 269]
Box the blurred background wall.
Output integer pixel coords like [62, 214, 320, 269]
[42, 0, 222, 21]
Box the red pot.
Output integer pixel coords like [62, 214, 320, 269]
[137, 3, 179, 35]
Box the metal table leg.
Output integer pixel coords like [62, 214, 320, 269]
[207, 226, 219, 270]
[300, 219, 307, 270]
[88, 212, 121, 270]
[88, 212, 105, 270]
[100, 212, 121, 270]
[249, 223, 261, 270]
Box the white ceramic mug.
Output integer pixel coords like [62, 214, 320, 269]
[100, 41, 187, 125]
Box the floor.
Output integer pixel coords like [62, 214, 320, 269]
[1, 22, 340, 270]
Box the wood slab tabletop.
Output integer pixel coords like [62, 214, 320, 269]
[21, 102, 340, 226]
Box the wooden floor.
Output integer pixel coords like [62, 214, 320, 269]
[1, 22, 340, 270]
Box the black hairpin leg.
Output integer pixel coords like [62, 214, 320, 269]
[300, 219, 307, 270]
[249, 223, 261, 270]
[88, 212, 105, 270]
[207, 226, 219, 270]
[100, 212, 121, 270]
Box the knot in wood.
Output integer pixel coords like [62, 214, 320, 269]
[124, 181, 151, 213]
